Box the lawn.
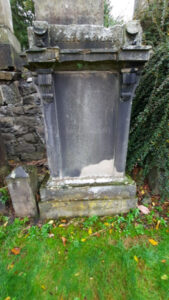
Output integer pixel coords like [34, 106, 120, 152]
[0, 208, 168, 300]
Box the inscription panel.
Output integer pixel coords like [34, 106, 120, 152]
[53, 71, 119, 177]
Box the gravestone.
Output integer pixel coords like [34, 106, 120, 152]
[6, 167, 38, 217]
[27, 0, 151, 218]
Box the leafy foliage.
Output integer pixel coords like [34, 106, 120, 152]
[10, 0, 34, 49]
[127, 41, 169, 199]
[0, 187, 9, 204]
[127, 0, 169, 200]
[135, 0, 169, 47]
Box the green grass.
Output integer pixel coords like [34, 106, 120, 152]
[0, 212, 168, 300]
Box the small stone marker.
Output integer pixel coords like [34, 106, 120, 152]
[6, 167, 37, 217]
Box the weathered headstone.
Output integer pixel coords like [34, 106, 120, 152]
[0, 0, 21, 70]
[6, 167, 37, 217]
[27, 0, 151, 218]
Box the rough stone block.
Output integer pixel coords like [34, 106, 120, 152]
[0, 28, 21, 53]
[0, 83, 21, 105]
[0, 44, 21, 71]
[39, 177, 137, 219]
[6, 166, 38, 217]
[34, 0, 104, 25]
[19, 82, 37, 97]
[0, 71, 17, 81]
[39, 197, 137, 219]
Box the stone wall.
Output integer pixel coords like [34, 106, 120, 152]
[0, 73, 46, 162]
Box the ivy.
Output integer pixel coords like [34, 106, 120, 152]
[127, 42, 169, 200]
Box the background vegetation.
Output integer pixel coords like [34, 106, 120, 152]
[127, 0, 169, 200]
[10, 0, 34, 49]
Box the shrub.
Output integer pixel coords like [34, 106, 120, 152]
[127, 41, 169, 200]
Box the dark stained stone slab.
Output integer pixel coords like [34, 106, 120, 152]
[43, 71, 120, 178]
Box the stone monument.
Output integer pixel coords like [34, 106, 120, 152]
[26, 0, 151, 218]
[0, 0, 21, 71]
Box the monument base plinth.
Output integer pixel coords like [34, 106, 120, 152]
[39, 176, 137, 219]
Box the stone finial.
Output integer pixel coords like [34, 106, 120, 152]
[0, 0, 13, 32]
[6, 167, 38, 217]
[34, 0, 104, 25]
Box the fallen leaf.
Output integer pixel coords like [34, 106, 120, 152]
[3, 221, 8, 227]
[11, 247, 21, 255]
[7, 263, 14, 270]
[109, 229, 112, 234]
[140, 189, 145, 195]
[161, 260, 166, 263]
[41, 285, 47, 290]
[104, 222, 109, 227]
[61, 236, 67, 246]
[138, 205, 150, 215]
[134, 256, 139, 263]
[48, 220, 54, 225]
[24, 234, 29, 239]
[74, 272, 80, 277]
[48, 233, 54, 238]
[156, 220, 161, 230]
[149, 239, 158, 246]
[81, 238, 86, 242]
[5, 297, 11, 300]
[88, 228, 92, 235]
[161, 274, 168, 280]
[61, 219, 67, 223]
[59, 224, 66, 228]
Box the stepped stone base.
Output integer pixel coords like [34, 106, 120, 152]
[39, 177, 137, 219]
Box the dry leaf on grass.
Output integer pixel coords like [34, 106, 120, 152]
[134, 256, 139, 263]
[149, 239, 158, 246]
[61, 236, 67, 246]
[81, 238, 86, 242]
[11, 247, 21, 255]
[161, 274, 168, 280]
[88, 228, 92, 235]
[156, 220, 161, 230]
[48, 233, 54, 238]
[41, 285, 47, 290]
[138, 205, 150, 215]
[7, 263, 14, 270]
